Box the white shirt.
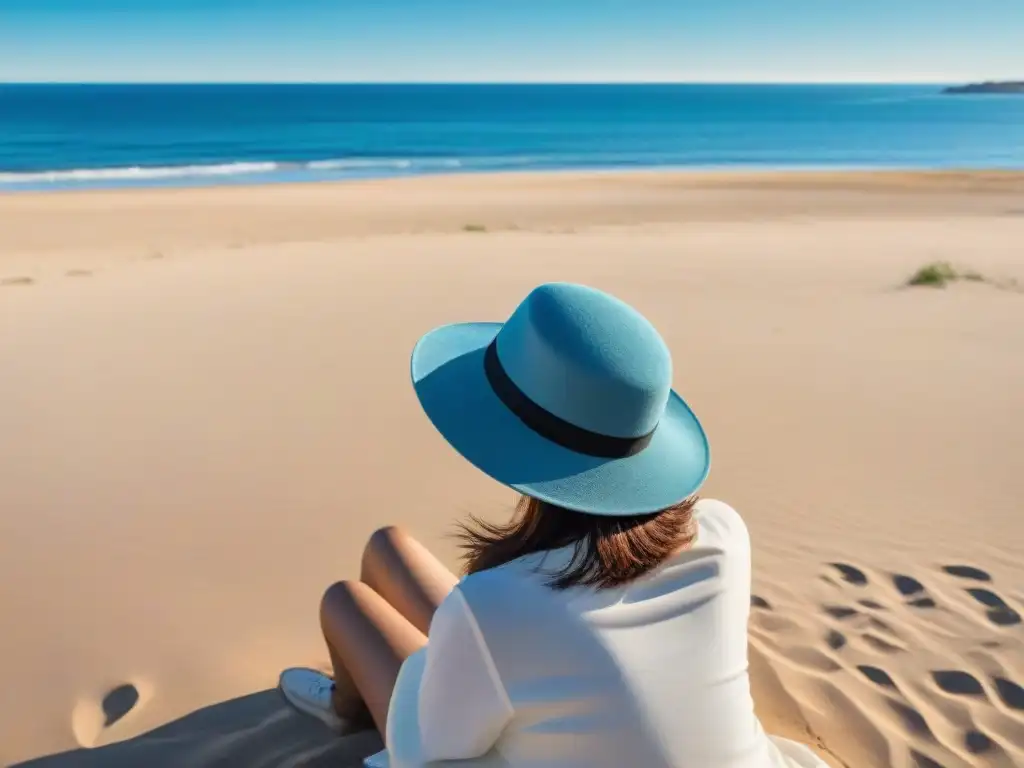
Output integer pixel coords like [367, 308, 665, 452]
[366, 500, 826, 768]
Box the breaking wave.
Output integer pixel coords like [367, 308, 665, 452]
[0, 157, 476, 187]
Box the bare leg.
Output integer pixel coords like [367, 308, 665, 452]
[320, 580, 426, 736]
[360, 525, 459, 634]
[320, 526, 459, 736]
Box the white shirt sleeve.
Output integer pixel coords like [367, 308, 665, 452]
[416, 585, 514, 762]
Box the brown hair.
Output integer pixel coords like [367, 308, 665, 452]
[456, 495, 699, 590]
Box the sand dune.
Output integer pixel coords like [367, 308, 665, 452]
[1, 171, 1023, 767]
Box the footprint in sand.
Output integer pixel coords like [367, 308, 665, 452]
[930, 669, 987, 698]
[71, 682, 146, 747]
[911, 751, 945, 768]
[852, 642, 1009, 765]
[824, 629, 847, 651]
[857, 664, 899, 690]
[891, 574, 938, 608]
[964, 729, 995, 755]
[964, 588, 1021, 627]
[887, 698, 934, 739]
[828, 562, 869, 587]
[821, 564, 924, 618]
[818, 563, 916, 655]
[994, 677, 1024, 712]
[941, 564, 991, 582]
[941, 564, 1022, 627]
[826, 565, 938, 610]
[822, 605, 860, 620]
[789, 561, 1023, 746]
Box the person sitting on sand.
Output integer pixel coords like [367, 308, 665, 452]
[280, 282, 826, 768]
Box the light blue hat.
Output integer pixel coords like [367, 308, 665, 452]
[410, 283, 710, 516]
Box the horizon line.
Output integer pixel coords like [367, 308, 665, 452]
[0, 79, 971, 86]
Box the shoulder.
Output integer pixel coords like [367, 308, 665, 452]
[428, 584, 493, 655]
[693, 500, 752, 610]
[694, 498, 750, 550]
[456, 555, 569, 640]
[458, 548, 558, 597]
[457, 554, 549, 607]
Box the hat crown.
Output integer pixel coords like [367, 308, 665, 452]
[495, 283, 673, 440]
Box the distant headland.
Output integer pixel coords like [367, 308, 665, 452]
[942, 81, 1024, 95]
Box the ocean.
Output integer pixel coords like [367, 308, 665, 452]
[2, 84, 1023, 192]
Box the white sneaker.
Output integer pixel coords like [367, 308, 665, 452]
[279, 667, 347, 732]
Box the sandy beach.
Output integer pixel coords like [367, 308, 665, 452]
[2, 170, 1023, 768]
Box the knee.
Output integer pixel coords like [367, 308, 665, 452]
[361, 525, 409, 574]
[320, 579, 370, 624]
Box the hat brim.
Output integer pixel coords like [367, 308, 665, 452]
[411, 322, 710, 516]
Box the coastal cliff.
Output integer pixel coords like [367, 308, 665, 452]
[943, 81, 1024, 95]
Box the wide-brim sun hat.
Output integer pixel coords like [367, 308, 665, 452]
[410, 282, 710, 516]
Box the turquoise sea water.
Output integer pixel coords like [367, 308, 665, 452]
[1, 84, 1023, 191]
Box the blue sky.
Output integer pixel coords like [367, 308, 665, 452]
[1, 0, 1022, 83]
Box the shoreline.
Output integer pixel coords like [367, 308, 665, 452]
[5, 165, 1024, 200]
[5, 163, 1024, 197]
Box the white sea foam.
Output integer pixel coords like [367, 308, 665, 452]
[0, 162, 281, 184]
[0, 157, 469, 186]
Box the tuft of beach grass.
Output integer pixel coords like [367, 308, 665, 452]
[906, 261, 959, 288]
[904, 261, 1009, 289]
[463, 223, 487, 233]
[904, 262, 1022, 293]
